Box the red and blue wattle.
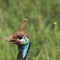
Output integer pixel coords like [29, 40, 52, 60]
[10, 33, 21, 44]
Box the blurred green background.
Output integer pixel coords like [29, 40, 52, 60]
[0, 0, 60, 60]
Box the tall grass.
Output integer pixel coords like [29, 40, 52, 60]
[0, 21, 60, 60]
[0, 0, 60, 60]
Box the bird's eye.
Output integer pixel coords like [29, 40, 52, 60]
[17, 35, 23, 39]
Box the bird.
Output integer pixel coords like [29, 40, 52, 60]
[9, 19, 31, 60]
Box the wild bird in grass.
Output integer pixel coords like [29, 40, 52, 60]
[8, 19, 31, 60]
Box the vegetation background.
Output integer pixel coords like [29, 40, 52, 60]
[0, 0, 60, 60]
